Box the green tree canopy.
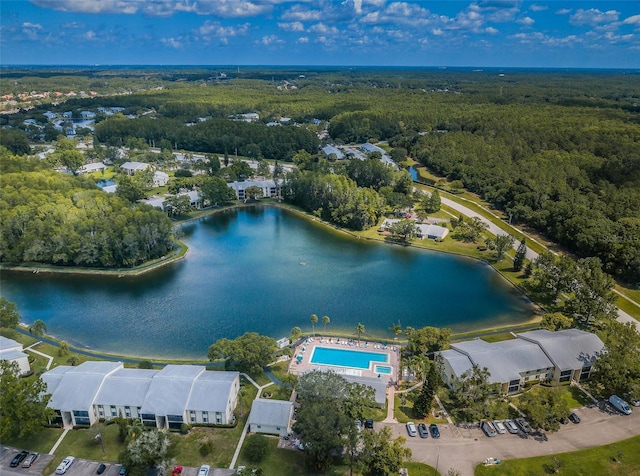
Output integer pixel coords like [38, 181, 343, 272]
[0, 361, 54, 440]
[519, 386, 570, 432]
[0, 297, 20, 328]
[358, 426, 411, 476]
[207, 332, 276, 373]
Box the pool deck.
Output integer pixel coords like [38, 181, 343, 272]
[288, 336, 400, 381]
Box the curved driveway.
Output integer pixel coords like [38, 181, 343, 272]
[384, 404, 640, 476]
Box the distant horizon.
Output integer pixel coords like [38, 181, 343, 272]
[3, 64, 639, 72]
[2, 1, 639, 68]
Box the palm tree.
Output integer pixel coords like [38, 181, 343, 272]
[291, 326, 302, 343]
[355, 323, 365, 345]
[322, 315, 330, 336]
[58, 341, 69, 356]
[389, 320, 402, 340]
[310, 314, 318, 337]
[29, 319, 47, 338]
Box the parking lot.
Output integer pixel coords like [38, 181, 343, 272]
[387, 401, 640, 476]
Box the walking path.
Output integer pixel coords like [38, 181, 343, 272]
[228, 374, 273, 470]
[48, 429, 69, 455]
[24, 341, 54, 370]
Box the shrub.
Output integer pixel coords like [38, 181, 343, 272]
[244, 434, 270, 463]
[199, 441, 214, 457]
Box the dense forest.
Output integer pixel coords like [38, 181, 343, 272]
[3, 66, 639, 281]
[0, 149, 175, 268]
[94, 115, 319, 161]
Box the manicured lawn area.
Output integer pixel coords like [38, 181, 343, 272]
[615, 294, 640, 321]
[236, 437, 306, 475]
[3, 427, 63, 455]
[475, 434, 640, 476]
[394, 394, 447, 424]
[403, 462, 441, 475]
[43, 424, 125, 474]
[512, 384, 592, 413]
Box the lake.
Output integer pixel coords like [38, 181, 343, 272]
[0, 206, 535, 359]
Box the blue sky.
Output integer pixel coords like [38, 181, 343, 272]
[2, 0, 639, 68]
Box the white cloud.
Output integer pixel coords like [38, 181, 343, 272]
[197, 21, 250, 42]
[29, 0, 273, 17]
[84, 30, 97, 40]
[485, 26, 499, 34]
[278, 21, 305, 32]
[22, 22, 43, 40]
[281, 5, 323, 21]
[517, 16, 534, 26]
[529, 4, 547, 12]
[309, 22, 339, 35]
[556, 8, 571, 15]
[62, 22, 85, 29]
[570, 8, 619, 27]
[623, 15, 640, 26]
[160, 37, 182, 48]
[297, 36, 309, 43]
[259, 34, 284, 46]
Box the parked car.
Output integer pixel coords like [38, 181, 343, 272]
[493, 420, 507, 434]
[198, 465, 210, 476]
[623, 393, 640, 407]
[364, 419, 374, 429]
[568, 412, 581, 424]
[22, 453, 39, 468]
[97, 464, 107, 474]
[609, 395, 633, 415]
[481, 420, 497, 437]
[119, 467, 128, 476]
[417, 423, 429, 438]
[504, 419, 519, 434]
[406, 421, 417, 437]
[355, 419, 362, 431]
[515, 417, 532, 433]
[429, 423, 440, 438]
[10, 451, 29, 468]
[55, 456, 75, 475]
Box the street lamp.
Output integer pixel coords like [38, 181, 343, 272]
[434, 447, 439, 476]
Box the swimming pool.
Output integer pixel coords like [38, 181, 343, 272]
[310, 346, 388, 369]
[375, 365, 392, 375]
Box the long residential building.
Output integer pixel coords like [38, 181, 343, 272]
[42, 361, 239, 429]
[439, 329, 604, 394]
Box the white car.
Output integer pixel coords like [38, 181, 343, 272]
[198, 465, 210, 476]
[55, 456, 75, 475]
[405, 421, 417, 437]
[493, 420, 507, 434]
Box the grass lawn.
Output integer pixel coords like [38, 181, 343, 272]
[394, 394, 447, 424]
[237, 436, 307, 475]
[512, 384, 592, 412]
[43, 424, 125, 474]
[615, 294, 640, 321]
[404, 462, 441, 475]
[3, 427, 63, 455]
[475, 434, 640, 476]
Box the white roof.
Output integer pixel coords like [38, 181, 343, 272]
[417, 224, 449, 239]
[228, 180, 276, 191]
[321, 145, 345, 159]
[43, 362, 123, 411]
[80, 162, 105, 172]
[154, 171, 169, 179]
[188, 371, 239, 412]
[121, 161, 149, 171]
[450, 338, 553, 383]
[517, 329, 604, 370]
[141, 364, 204, 416]
[94, 368, 156, 407]
[248, 399, 293, 428]
[360, 143, 386, 154]
[440, 348, 473, 379]
[0, 336, 22, 352]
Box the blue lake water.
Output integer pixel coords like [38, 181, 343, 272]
[0, 206, 535, 359]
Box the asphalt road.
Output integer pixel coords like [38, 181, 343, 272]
[384, 402, 640, 476]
